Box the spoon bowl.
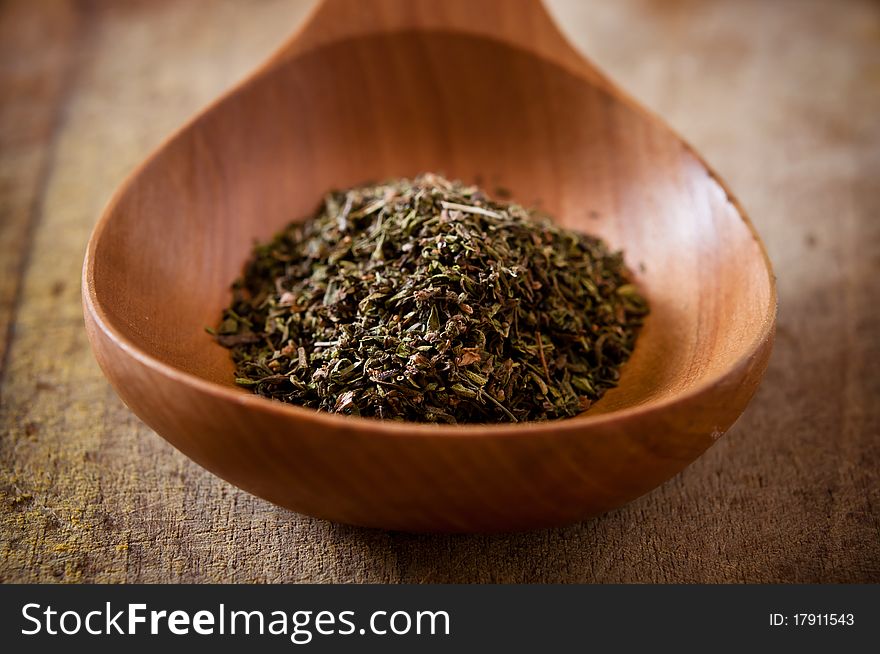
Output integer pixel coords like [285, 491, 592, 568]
[83, 0, 775, 532]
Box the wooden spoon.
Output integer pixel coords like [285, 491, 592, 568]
[82, 0, 776, 532]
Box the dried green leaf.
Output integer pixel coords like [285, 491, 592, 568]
[215, 174, 648, 423]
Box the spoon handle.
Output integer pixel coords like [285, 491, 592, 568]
[266, 0, 601, 82]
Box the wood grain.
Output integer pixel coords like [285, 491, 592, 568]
[0, 0, 81, 375]
[2, 0, 878, 581]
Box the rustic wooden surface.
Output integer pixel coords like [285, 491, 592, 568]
[1, 0, 878, 582]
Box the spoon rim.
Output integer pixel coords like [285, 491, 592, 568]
[82, 29, 778, 438]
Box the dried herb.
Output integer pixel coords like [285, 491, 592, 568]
[214, 174, 648, 423]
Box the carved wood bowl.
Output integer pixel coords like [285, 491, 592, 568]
[82, 0, 776, 532]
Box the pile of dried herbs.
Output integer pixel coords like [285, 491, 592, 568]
[213, 174, 648, 423]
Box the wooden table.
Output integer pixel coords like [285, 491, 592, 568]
[1, 0, 878, 583]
